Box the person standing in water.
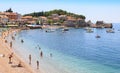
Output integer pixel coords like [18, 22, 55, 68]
[36, 60, 39, 69]
[10, 41, 12, 48]
[40, 51, 43, 58]
[29, 54, 31, 65]
[21, 39, 24, 43]
[50, 53, 52, 57]
[39, 47, 41, 50]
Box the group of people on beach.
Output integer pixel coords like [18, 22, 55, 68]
[1, 28, 53, 70]
[1, 29, 23, 67]
[8, 52, 22, 67]
[8, 52, 13, 64]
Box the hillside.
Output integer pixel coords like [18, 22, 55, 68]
[24, 9, 86, 19]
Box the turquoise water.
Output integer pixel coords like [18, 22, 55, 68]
[12, 24, 120, 73]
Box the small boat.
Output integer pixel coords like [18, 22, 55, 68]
[27, 24, 42, 29]
[45, 29, 55, 33]
[96, 35, 101, 38]
[106, 29, 115, 33]
[84, 27, 90, 30]
[102, 26, 105, 28]
[62, 28, 69, 31]
[86, 28, 93, 33]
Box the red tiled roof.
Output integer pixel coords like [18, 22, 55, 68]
[0, 15, 8, 18]
[4, 12, 17, 15]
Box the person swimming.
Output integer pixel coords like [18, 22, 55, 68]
[50, 53, 52, 57]
[21, 39, 24, 43]
[39, 47, 41, 50]
[37, 45, 41, 50]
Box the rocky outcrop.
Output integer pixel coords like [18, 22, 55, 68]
[90, 21, 112, 28]
[64, 19, 89, 28]
[64, 20, 112, 28]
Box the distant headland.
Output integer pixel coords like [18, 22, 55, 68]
[0, 8, 112, 28]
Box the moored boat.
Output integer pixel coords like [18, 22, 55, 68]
[86, 28, 94, 33]
[106, 29, 115, 33]
[45, 29, 55, 33]
[96, 35, 101, 38]
[27, 24, 42, 29]
[62, 28, 69, 31]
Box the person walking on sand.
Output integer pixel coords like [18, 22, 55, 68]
[29, 54, 31, 65]
[12, 36, 15, 40]
[36, 60, 39, 69]
[8, 53, 13, 64]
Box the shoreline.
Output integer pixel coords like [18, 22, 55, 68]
[0, 28, 35, 73]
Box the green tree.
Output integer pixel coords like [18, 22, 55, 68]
[47, 19, 53, 25]
[6, 8, 13, 12]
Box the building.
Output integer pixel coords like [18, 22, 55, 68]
[59, 15, 67, 21]
[4, 12, 19, 20]
[53, 17, 59, 23]
[0, 13, 9, 23]
[38, 16, 48, 24]
[51, 14, 59, 18]
[0, 12, 5, 15]
[0, 12, 21, 21]
[21, 16, 37, 24]
[17, 13, 22, 20]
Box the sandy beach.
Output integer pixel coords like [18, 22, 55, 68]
[0, 28, 35, 73]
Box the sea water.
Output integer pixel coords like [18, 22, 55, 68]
[11, 23, 120, 73]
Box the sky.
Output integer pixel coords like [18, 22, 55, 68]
[0, 0, 120, 23]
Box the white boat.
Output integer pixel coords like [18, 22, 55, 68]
[84, 27, 90, 30]
[45, 29, 55, 33]
[62, 28, 69, 31]
[86, 28, 93, 33]
[27, 24, 42, 29]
